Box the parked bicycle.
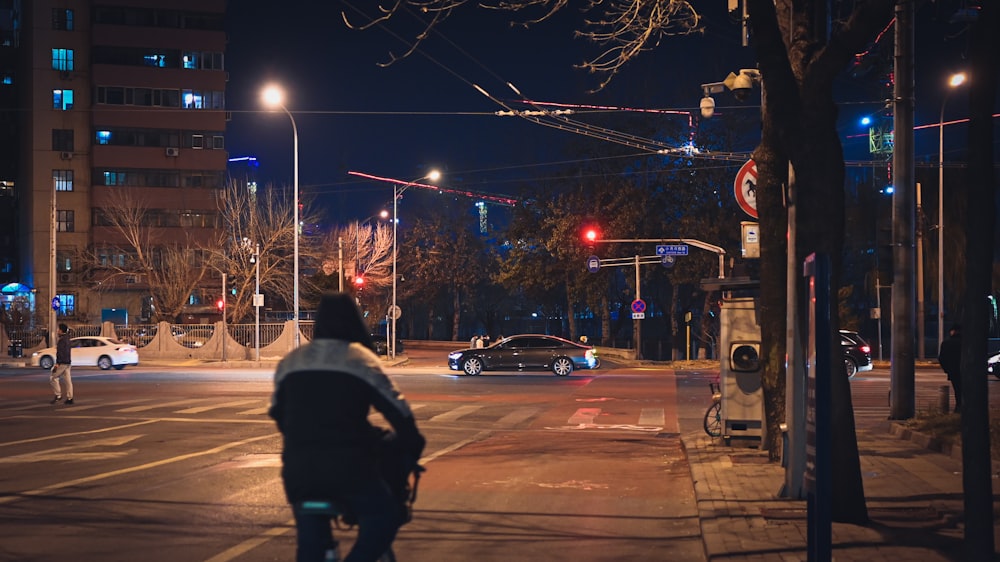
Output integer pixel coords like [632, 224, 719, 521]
[703, 379, 722, 437]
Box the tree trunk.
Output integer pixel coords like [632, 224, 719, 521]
[671, 284, 680, 360]
[747, 0, 894, 524]
[958, 1, 999, 556]
[452, 288, 461, 341]
[754, 92, 789, 460]
[601, 294, 611, 347]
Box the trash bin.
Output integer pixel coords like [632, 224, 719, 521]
[8, 340, 22, 358]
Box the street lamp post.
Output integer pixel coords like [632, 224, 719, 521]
[253, 242, 261, 362]
[391, 170, 440, 359]
[938, 72, 966, 351]
[262, 85, 300, 348]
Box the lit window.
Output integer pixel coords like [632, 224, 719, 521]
[53, 170, 74, 192]
[182, 90, 203, 109]
[55, 293, 75, 317]
[53, 89, 74, 110]
[143, 54, 167, 67]
[1, 74, 11, 85]
[97, 130, 112, 145]
[51, 49, 74, 71]
[182, 53, 198, 69]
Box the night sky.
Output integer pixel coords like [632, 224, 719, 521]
[224, 2, 987, 224]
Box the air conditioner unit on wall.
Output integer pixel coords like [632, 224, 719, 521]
[165, 147, 179, 157]
[59, 151, 72, 160]
[59, 273, 77, 284]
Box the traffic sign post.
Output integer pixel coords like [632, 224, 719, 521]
[631, 298, 646, 320]
[656, 244, 688, 256]
[734, 159, 758, 219]
[586, 255, 601, 273]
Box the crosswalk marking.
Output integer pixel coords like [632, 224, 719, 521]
[496, 407, 540, 427]
[429, 404, 483, 422]
[58, 398, 155, 412]
[6, 397, 673, 430]
[175, 399, 261, 414]
[568, 407, 601, 425]
[638, 408, 665, 426]
[116, 398, 215, 413]
[238, 407, 269, 416]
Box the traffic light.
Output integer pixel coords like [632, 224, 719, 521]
[354, 276, 365, 290]
[216, 298, 225, 312]
[583, 227, 600, 248]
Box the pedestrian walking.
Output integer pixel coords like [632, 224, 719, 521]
[270, 292, 425, 561]
[49, 323, 73, 405]
[938, 324, 961, 413]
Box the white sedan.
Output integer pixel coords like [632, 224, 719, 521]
[31, 336, 140, 370]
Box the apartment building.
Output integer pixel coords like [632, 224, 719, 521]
[0, 0, 227, 327]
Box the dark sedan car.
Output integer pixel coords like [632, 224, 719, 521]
[841, 330, 874, 378]
[448, 334, 599, 376]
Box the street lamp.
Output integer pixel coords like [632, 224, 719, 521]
[938, 71, 966, 350]
[392, 169, 440, 358]
[244, 238, 261, 362]
[262, 84, 300, 348]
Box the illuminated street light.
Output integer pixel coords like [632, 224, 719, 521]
[938, 71, 966, 350]
[261, 84, 300, 348]
[392, 169, 441, 358]
[346, 169, 445, 359]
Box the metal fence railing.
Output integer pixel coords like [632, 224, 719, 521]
[7, 320, 317, 357]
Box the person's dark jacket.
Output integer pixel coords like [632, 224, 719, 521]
[269, 339, 424, 504]
[56, 331, 71, 365]
[938, 333, 961, 381]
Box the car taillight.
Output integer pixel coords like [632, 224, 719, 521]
[860, 345, 870, 354]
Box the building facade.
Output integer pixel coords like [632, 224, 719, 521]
[0, 0, 227, 330]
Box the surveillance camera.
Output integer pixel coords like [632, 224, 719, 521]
[700, 96, 715, 119]
[725, 69, 760, 102]
[731, 86, 752, 102]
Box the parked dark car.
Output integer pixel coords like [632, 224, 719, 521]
[448, 334, 599, 376]
[841, 330, 874, 378]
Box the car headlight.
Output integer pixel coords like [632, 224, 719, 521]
[448, 352, 463, 361]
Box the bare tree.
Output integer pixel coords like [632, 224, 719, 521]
[208, 180, 325, 322]
[84, 188, 209, 322]
[322, 222, 394, 289]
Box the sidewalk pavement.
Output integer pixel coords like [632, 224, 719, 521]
[681, 420, 986, 561]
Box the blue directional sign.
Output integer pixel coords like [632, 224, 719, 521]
[656, 244, 689, 256]
[586, 255, 601, 273]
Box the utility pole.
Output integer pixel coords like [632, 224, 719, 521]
[890, 0, 916, 420]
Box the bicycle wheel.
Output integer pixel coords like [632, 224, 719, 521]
[703, 402, 722, 437]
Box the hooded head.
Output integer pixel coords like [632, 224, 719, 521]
[313, 292, 376, 351]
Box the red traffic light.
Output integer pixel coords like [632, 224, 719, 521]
[354, 276, 365, 287]
[216, 298, 225, 311]
[584, 228, 600, 243]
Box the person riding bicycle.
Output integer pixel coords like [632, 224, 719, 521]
[270, 292, 426, 561]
